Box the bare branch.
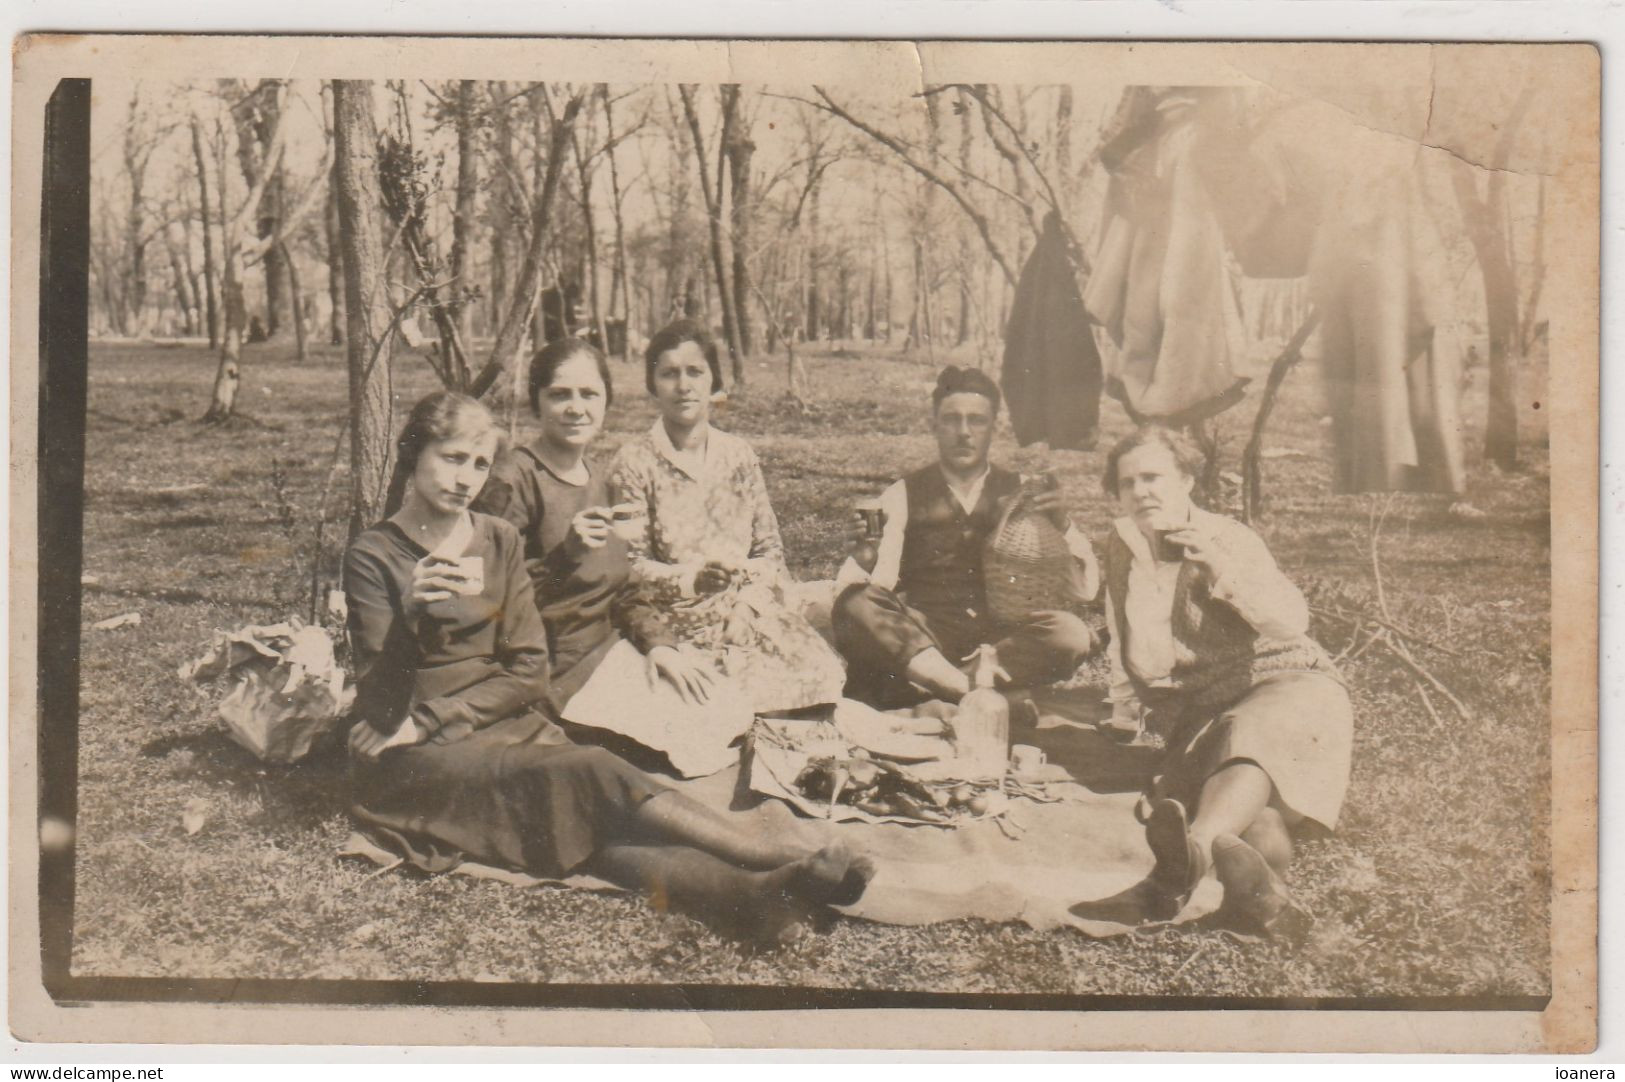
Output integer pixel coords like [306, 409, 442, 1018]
[807, 87, 1018, 287]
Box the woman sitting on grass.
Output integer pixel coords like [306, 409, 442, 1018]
[1099, 425, 1353, 935]
[471, 338, 747, 777]
[608, 319, 847, 715]
[343, 390, 870, 945]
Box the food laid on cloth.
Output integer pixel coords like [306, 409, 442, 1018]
[746, 696, 1080, 828]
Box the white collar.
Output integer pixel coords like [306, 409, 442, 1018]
[650, 418, 712, 480]
[939, 464, 992, 512]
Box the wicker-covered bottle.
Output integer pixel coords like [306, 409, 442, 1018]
[983, 474, 1089, 625]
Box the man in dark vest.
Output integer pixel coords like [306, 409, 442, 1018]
[832, 366, 1100, 708]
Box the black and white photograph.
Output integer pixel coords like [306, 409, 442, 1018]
[10, 35, 1600, 1052]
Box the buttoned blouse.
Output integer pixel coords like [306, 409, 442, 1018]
[607, 420, 788, 599]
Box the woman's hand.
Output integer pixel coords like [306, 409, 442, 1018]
[564, 507, 612, 559]
[348, 714, 424, 762]
[694, 560, 734, 596]
[1162, 522, 1231, 580]
[406, 556, 464, 615]
[647, 644, 717, 705]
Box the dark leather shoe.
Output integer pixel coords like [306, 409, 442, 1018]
[1144, 798, 1206, 907]
[1212, 832, 1310, 938]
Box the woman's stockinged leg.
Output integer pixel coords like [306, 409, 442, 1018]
[1240, 805, 1293, 876]
[1188, 760, 1274, 855]
[635, 790, 807, 868]
[590, 844, 808, 944]
[1196, 762, 1305, 935]
[632, 790, 875, 903]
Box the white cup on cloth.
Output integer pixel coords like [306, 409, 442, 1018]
[1010, 744, 1046, 774]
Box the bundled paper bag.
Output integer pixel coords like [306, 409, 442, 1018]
[179, 619, 354, 764]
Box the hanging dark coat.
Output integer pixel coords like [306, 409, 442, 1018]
[1001, 211, 1103, 450]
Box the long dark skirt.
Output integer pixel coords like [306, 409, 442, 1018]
[351, 713, 668, 877]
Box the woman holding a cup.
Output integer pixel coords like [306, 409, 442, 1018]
[608, 319, 847, 714]
[343, 391, 870, 943]
[471, 338, 745, 775]
[1100, 425, 1353, 936]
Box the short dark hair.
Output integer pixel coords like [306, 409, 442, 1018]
[1101, 424, 1205, 496]
[529, 337, 612, 415]
[931, 365, 1002, 414]
[644, 319, 723, 395]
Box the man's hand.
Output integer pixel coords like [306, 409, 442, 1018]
[1025, 484, 1071, 531]
[842, 510, 869, 556]
[647, 644, 717, 705]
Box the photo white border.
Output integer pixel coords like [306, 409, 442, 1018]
[3, 0, 1615, 1062]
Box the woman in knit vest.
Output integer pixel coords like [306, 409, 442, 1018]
[1100, 426, 1353, 935]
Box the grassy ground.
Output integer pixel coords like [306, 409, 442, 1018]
[71, 337, 1551, 998]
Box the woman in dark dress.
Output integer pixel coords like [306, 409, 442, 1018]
[1099, 426, 1353, 935]
[472, 338, 748, 777]
[344, 391, 869, 943]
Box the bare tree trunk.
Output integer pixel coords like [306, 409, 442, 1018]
[1450, 85, 1534, 472]
[448, 80, 479, 348]
[121, 88, 153, 338]
[600, 85, 634, 361]
[261, 190, 288, 340]
[1519, 175, 1547, 355]
[905, 237, 924, 351]
[207, 247, 248, 420]
[190, 117, 221, 348]
[569, 106, 609, 355]
[1054, 85, 1075, 213]
[956, 87, 973, 346]
[678, 84, 743, 383]
[324, 165, 344, 345]
[166, 237, 194, 334]
[472, 87, 587, 399]
[865, 246, 878, 341]
[206, 79, 333, 419]
[725, 90, 756, 356]
[488, 84, 515, 336]
[804, 174, 822, 341]
[1453, 161, 1522, 471]
[256, 106, 290, 342]
[333, 81, 394, 536]
[283, 240, 308, 362]
[179, 218, 205, 336]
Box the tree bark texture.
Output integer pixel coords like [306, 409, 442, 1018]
[324, 161, 345, 344]
[1449, 86, 1534, 472]
[473, 88, 586, 399]
[725, 91, 755, 356]
[449, 80, 480, 348]
[190, 118, 221, 347]
[333, 81, 395, 536]
[678, 84, 743, 383]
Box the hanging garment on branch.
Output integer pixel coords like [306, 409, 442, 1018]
[1307, 159, 1466, 494]
[1082, 88, 1249, 425]
[1001, 211, 1102, 449]
[1183, 92, 1466, 494]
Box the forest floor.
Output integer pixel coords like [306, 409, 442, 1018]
[71, 337, 1552, 1002]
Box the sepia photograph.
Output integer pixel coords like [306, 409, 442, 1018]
[9, 35, 1600, 1052]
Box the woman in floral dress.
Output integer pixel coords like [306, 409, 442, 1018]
[608, 319, 847, 714]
